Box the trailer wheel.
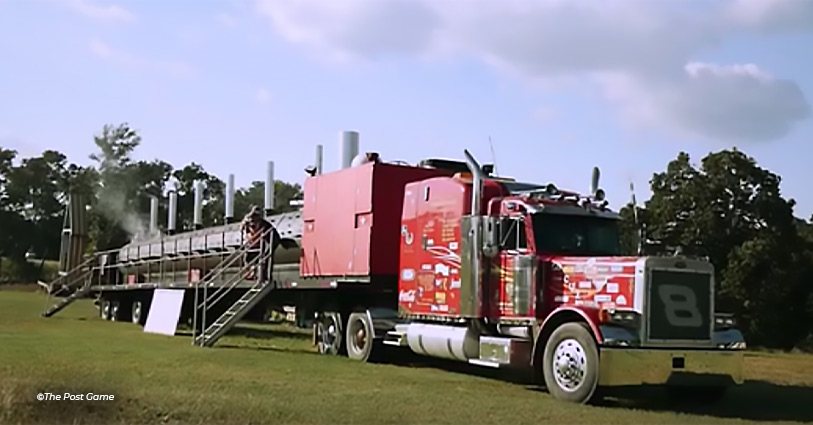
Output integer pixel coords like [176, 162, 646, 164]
[315, 312, 344, 356]
[132, 301, 145, 326]
[100, 300, 111, 320]
[346, 312, 377, 362]
[110, 302, 121, 321]
[542, 322, 600, 404]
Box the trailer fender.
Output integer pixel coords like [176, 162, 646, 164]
[364, 307, 400, 339]
[531, 307, 603, 369]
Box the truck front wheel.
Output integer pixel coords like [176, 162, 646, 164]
[542, 322, 600, 404]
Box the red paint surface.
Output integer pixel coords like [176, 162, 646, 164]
[300, 162, 449, 278]
[541, 256, 639, 315]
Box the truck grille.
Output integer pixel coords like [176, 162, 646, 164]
[647, 269, 712, 342]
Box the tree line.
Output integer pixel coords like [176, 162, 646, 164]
[1, 124, 811, 350]
[0, 123, 301, 282]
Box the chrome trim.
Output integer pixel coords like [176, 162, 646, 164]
[513, 254, 535, 316]
[460, 217, 483, 317]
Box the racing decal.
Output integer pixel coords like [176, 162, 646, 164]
[548, 257, 637, 311]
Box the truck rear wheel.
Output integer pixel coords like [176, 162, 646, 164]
[346, 312, 377, 362]
[315, 312, 345, 355]
[542, 322, 600, 404]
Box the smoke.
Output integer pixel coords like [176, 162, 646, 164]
[94, 159, 158, 242]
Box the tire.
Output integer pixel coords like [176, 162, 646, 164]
[132, 301, 144, 326]
[315, 312, 345, 356]
[100, 300, 111, 321]
[346, 312, 378, 362]
[110, 302, 120, 322]
[542, 322, 601, 404]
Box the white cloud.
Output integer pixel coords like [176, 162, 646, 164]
[256, 88, 271, 103]
[254, 0, 812, 143]
[89, 40, 194, 78]
[67, 0, 135, 23]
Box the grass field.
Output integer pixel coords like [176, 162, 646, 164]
[2, 290, 813, 425]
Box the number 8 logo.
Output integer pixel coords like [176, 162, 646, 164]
[657, 284, 702, 327]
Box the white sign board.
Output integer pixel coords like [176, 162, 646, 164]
[144, 289, 185, 336]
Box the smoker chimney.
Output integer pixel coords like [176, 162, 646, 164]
[315, 144, 324, 175]
[167, 190, 178, 235]
[193, 180, 204, 230]
[149, 196, 158, 235]
[225, 174, 235, 224]
[340, 131, 359, 169]
[265, 161, 275, 216]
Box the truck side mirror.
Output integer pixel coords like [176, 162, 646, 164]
[483, 216, 500, 258]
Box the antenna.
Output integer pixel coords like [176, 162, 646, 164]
[629, 180, 643, 256]
[488, 135, 498, 176]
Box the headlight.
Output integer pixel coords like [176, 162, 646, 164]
[599, 309, 640, 328]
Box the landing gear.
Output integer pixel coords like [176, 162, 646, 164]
[542, 322, 600, 404]
[315, 312, 345, 355]
[346, 312, 378, 362]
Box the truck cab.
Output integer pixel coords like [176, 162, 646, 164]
[395, 151, 746, 404]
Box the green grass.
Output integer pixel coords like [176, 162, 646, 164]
[1, 291, 812, 425]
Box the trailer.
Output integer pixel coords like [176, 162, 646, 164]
[44, 131, 746, 404]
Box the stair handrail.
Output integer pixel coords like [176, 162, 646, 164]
[191, 225, 275, 294]
[194, 249, 276, 346]
[200, 245, 274, 312]
[195, 226, 276, 310]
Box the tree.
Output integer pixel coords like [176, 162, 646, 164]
[639, 148, 813, 348]
[233, 180, 303, 220]
[88, 123, 144, 250]
[171, 163, 224, 229]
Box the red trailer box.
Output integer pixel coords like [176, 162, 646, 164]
[300, 161, 450, 278]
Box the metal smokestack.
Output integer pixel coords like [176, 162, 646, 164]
[193, 180, 204, 230]
[149, 196, 158, 235]
[340, 131, 359, 169]
[167, 190, 178, 235]
[225, 174, 235, 224]
[315, 144, 324, 175]
[265, 161, 275, 215]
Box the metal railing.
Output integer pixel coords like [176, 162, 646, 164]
[192, 227, 276, 345]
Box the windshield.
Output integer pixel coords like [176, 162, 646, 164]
[531, 213, 620, 256]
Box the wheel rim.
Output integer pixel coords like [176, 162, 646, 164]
[318, 315, 341, 354]
[347, 317, 367, 356]
[552, 338, 587, 392]
[132, 302, 142, 323]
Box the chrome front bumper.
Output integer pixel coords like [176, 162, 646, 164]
[597, 325, 746, 387]
[598, 347, 744, 387]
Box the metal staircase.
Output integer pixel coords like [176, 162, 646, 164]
[42, 256, 96, 318]
[193, 227, 277, 348]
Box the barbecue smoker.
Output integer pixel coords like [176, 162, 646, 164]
[46, 131, 746, 404]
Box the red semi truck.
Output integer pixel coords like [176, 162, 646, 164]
[45, 134, 745, 404]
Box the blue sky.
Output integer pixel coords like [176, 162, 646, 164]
[1, 0, 811, 218]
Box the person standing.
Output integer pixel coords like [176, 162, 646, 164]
[241, 206, 278, 281]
